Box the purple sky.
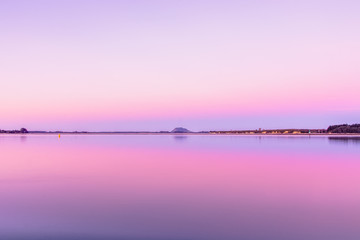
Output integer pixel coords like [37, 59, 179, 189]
[1, 0, 359, 131]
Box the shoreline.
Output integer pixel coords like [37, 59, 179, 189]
[1, 132, 360, 137]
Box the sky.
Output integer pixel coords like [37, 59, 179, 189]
[1, 0, 359, 131]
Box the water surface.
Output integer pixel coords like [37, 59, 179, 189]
[0, 135, 359, 240]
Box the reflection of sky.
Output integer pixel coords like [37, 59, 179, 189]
[0, 135, 360, 239]
[4, 134, 357, 157]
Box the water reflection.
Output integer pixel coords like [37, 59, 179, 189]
[20, 135, 27, 143]
[173, 135, 188, 141]
[0, 135, 359, 240]
[328, 137, 360, 145]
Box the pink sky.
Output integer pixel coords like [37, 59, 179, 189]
[1, 0, 359, 131]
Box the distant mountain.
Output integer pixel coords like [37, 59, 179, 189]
[171, 127, 192, 133]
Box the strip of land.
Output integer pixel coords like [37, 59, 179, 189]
[1, 124, 360, 135]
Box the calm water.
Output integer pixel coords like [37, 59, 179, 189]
[0, 134, 360, 240]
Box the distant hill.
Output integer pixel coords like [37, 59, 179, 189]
[171, 127, 192, 133]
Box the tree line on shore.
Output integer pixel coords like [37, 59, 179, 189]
[0, 128, 28, 133]
[210, 123, 360, 134]
[327, 124, 360, 133]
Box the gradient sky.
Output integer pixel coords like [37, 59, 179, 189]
[1, 0, 359, 131]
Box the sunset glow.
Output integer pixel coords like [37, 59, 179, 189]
[1, 0, 359, 131]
